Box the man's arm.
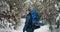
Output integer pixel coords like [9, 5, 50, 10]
[23, 16, 30, 32]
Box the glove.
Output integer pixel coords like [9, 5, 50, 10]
[23, 30, 27, 32]
[23, 29, 27, 32]
[25, 31, 27, 32]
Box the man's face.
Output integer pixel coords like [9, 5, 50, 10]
[26, 10, 30, 14]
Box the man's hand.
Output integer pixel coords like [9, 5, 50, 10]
[23, 30, 27, 32]
[23, 29, 27, 32]
[23, 29, 26, 32]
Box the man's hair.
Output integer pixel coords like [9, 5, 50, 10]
[28, 9, 30, 11]
[26, 8, 30, 11]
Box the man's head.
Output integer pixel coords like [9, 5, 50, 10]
[25, 5, 34, 14]
[26, 9, 30, 14]
[30, 5, 34, 10]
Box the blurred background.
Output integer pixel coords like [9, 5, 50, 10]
[0, 0, 60, 32]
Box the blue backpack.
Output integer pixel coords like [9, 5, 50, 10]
[30, 8, 44, 27]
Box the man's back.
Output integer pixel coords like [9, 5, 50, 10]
[30, 8, 39, 24]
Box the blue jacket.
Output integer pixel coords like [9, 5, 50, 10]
[23, 13, 32, 32]
[23, 8, 44, 32]
[23, 13, 40, 32]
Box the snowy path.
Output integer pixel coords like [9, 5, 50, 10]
[12, 18, 50, 32]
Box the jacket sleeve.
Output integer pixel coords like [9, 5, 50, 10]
[23, 15, 30, 31]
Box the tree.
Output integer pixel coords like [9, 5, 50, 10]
[0, 0, 25, 30]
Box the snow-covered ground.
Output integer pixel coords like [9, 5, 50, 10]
[12, 18, 50, 32]
[34, 25, 50, 32]
[0, 18, 50, 32]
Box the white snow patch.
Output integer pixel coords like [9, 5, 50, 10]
[34, 24, 50, 32]
[10, 18, 50, 32]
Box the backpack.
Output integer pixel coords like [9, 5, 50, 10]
[30, 11, 44, 26]
[29, 13, 40, 29]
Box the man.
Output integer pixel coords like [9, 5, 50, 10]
[23, 9, 32, 32]
[23, 5, 44, 32]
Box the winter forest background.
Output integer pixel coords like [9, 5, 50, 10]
[0, 0, 60, 32]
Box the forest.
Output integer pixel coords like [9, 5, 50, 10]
[0, 0, 60, 32]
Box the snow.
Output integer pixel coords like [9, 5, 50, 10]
[56, 13, 60, 22]
[34, 24, 50, 32]
[11, 18, 50, 32]
[55, 4, 59, 11]
[55, 2, 60, 11]
[0, 18, 50, 32]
